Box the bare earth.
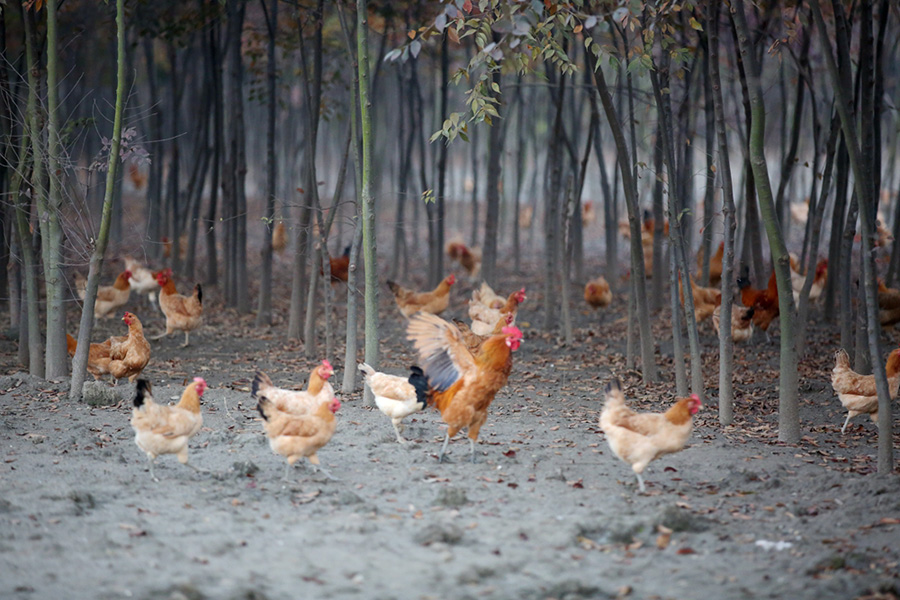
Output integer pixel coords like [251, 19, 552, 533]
[1, 273, 899, 600]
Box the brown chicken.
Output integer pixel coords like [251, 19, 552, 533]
[257, 394, 341, 481]
[387, 275, 455, 318]
[252, 360, 335, 416]
[76, 270, 132, 318]
[323, 245, 351, 282]
[153, 269, 203, 347]
[712, 305, 755, 343]
[600, 379, 701, 494]
[271, 221, 287, 254]
[737, 270, 779, 332]
[66, 333, 112, 380]
[877, 280, 900, 326]
[468, 288, 527, 336]
[831, 348, 900, 434]
[407, 313, 523, 462]
[584, 276, 612, 309]
[696, 241, 725, 287]
[446, 241, 482, 278]
[679, 275, 722, 324]
[789, 256, 828, 303]
[358, 363, 428, 443]
[582, 201, 596, 227]
[453, 313, 514, 353]
[131, 378, 207, 481]
[108, 312, 151, 383]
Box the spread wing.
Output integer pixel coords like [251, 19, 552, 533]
[406, 312, 476, 391]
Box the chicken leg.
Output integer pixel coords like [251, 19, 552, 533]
[439, 432, 452, 463]
[635, 472, 646, 494]
[391, 419, 407, 444]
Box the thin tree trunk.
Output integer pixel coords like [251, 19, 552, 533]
[733, 0, 800, 443]
[70, 0, 126, 401]
[205, 18, 222, 285]
[256, 0, 277, 326]
[700, 35, 716, 286]
[482, 64, 504, 285]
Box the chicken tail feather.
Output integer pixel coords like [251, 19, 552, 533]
[134, 379, 152, 408]
[256, 396, 273, 421]
[408, 366, 429, 409]
[386, 280, 401, 295]
[252, 371, 273, 399]
[605, 378, 625, 405]
[195, 283, 203, 306]
[834, 348, 850, 370]
[66, 333, 77, 357]
[358, 362, 375, 378]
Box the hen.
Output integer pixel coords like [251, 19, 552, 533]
[831, 348, 900, 434]
[66, 333, 112, 381]
[387, 275, 455, 318]
[108, 312, 151, 384]
[358, 363, 428, 443]
[446, 240, 482, 278]
[472, 282, 505, 309]
[468, 287, 526, 336]
[600, 379, 701, 494]
[271, 221, 288, 254]
[257, 395, 341, 481]
[877, 280, 900, 326]
[323, 245, 351, 283]
[737, 270, 779, 332]
[712, 305, 754, 343]
[696, 241, 724, 287]
[124, 255, 159, 305]
[76, 270, 132, 318]
[252, 360, 334, 416]
[584, 276, 612, 309]
[131, 377, 207, 481]
[153, 269, 203, 347]
[679, 275, 721, 324]
[407, 313, 523, 462]
[789, 255, 828, 303]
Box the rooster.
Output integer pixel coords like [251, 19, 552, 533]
[358, 363, 428, 443]
[407, 313, 523, 462]
[600, 379, 701, 494]
[387, 275, 455, 318]
[324, 245, 352, 283]
[131, 378, 207, 481]
[831, 348, 900, 434]
[737, 270, 779, 333]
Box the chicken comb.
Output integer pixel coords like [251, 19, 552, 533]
[321, 359, 333, 371]
[501, 325, 523, 340]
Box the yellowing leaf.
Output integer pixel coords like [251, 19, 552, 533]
[408, 29, 416, 40]
[573, 24, 583, 34]
[690, 17, 703, 31]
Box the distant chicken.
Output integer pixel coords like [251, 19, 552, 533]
[831, 348, 900, 434]
[153, 269, 203, 347]
[131, 377, 207, 481]
[271, 221, 287, 254]
[407, 313, 523, 462]
[452, 313, 514, 353]
[696, 241, 724, 287]
[519, 205, 534, 229]
[584, 276, 612, 309]
[257, 394, 341, 481]
[124, 256, 160, 305]
[712, 305, 755, 343]
[323, 245, 351, 282]
[108, 312, 151, 384]
[737, 270, 779, 332]
[252, 360, 335, 416]
[788, 255, 828, 303]
[877, 280, 900, 327]
[358, 363, 428, 443]
[66, 333, 112, 381]
[679, 275, 721, 324]
[387, 275, 455, 318]
[75, 270, 132, 319]
[446, 240, 482, 278]
[581, 201, 596, 227]
[468, 287, 526, 336]
[600, 379, 701, 494]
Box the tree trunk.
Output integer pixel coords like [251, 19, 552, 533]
[70, 0, 127, 401]
[256, 0, 278, 327]
[205, 18, 222, 285]
[733, 0, 800, 443]
[481, 66, 504, 286]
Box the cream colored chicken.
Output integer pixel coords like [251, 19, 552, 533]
[252, 360, 334, 416]
[831, 348, 900, 434]
[358, 363, 428, 443]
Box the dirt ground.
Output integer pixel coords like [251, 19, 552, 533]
[1, 263, 899, 600]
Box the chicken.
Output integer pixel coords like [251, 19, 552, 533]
[271, 221, 287, 254]
[679, 275, 722, 324]
[877, 280, 900, 326]
[252, 360, 335, 416]
[584, 276, 612, 309]
[446, 240, 482, 278]
[789, 256, 828, 303]
[108, 312, 151, 384]
[161, 235, 188, 260]
[599, 379, 701, 494]
[831, 348, 900, 434]
[789, 198, 809, 225]
[153, 269, 203, 347]
[387, 274, 455, 318]
[696, 241, 725, 287]
[472, 282, 505, 309]
[407, 313, 523, 462]
[131, 377, 207, 481]
[257, 394, 341, 481]
[75, 270, 132, 318]
[127, 162, 147, 190]
[712, 305, 755, 343]
[324, 245, 351, 282]
[452, 313, 514, 353]
[468, 287, 527, 336]
[358, 363, 428, 443]
[124, 255, 159, 305]
[66, 333, 112, 380]
[519, 205, 533, 229]
[581, 201, 596, 227]
[737, 270, 779, 332]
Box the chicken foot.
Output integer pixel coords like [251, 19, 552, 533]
[391, 420, 407, 444]
[438, 432, 478, 463]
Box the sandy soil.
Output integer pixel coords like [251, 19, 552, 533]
[1, 271, 899, 600]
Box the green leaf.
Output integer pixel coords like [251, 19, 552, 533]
[689, 17, 703, 31]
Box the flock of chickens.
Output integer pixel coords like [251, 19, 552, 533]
[75, 218, 892, 493]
